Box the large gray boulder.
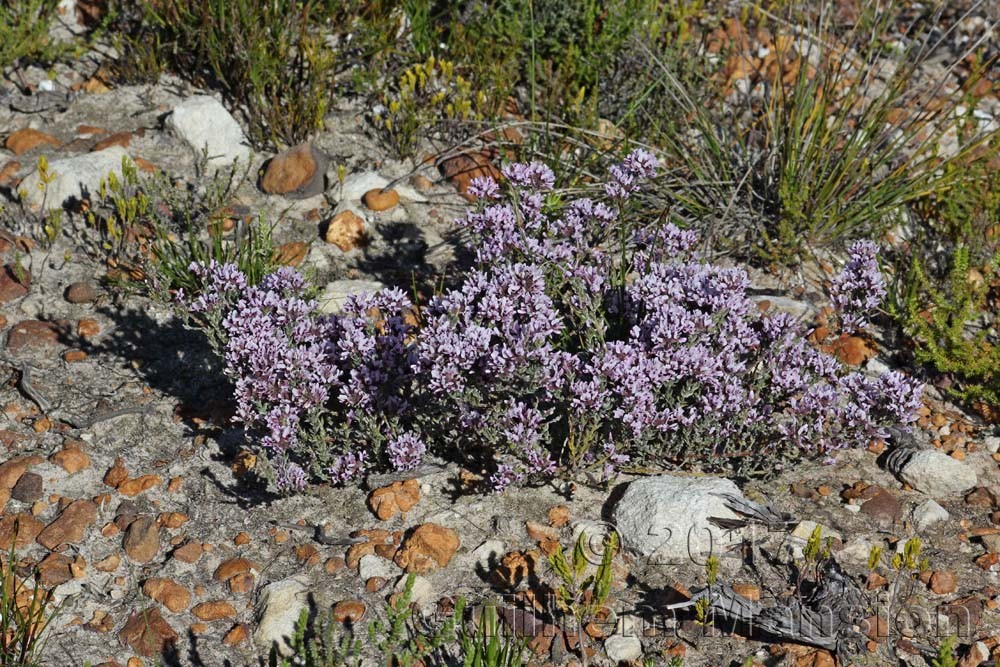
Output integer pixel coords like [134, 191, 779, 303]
[896, 450, 977, 498]
[612, 475, 742, 566]
[20, 146, 130, 210]
[166, 95, 251, 171]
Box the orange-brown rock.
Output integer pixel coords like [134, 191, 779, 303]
[36, 499, 97, 549]
[117, 474, 161, 497]
[94, 553, 121, 572]
[37, 552, 74, 586]
[332, 599, 366, 624]
[6, 319, 68, 352]
[438, 152, 500, 200]
[260, 143, 325, 197]
[172, 540, 203, 564]
[394, 523, 460, 573]
[92, 132, 132, 151]
[213, 557, 259, 582]
[103, 457, 128, 488]
[0, 160, 21, 187]
[547, 505, 570, 527]
[0, 513, 44, 549]
[191, 600, 237, 621]
[119, 607, 178, 657]
[0, 264, 30, 305]
[123, 516, 160, 563]
[5, 128, 61, 155]
[222, 623, 249, 646]
[157, 512, 188, 528]
[49, 441, 91, 474]
[362, 188, 400, 211]
[367, 478, 421, 521]
[142, 578, 191, 613]
[929, 570, 958, 595]
[273, 241, 308, 268]
[77, 318, 100, 339]
[324, 210, 365, 251]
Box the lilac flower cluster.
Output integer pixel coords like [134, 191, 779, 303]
[181, 149, 923, 494]
[180, 264, 421, 492]
[829, 240, 886, 333]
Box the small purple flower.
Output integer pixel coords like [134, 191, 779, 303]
[467, 176, 501, 199]
[605, 148, 658, 199]
[327, 451, 368, 485]
[387, 432, 427, 471]
[829, 240, 886, 333]
[490, 463, 525, 493]
[275, 460, 308, 494]
[501, 162, 555, 191]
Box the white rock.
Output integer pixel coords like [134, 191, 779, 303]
[790, 520, 842, 543]
[358, 554, 401, 580]
[393, 574, 434, 610]
[866, 357, 891, 375]
[166, 95, 251, 171]
[604, 634, 643, 663]
[20, 146, 130, 210]
[897, 450, 977, 498]
[472, 540, 505, 571]
[612, 475, 743, 564]
[338, 171, 389, 202]
[337, 171, 420, 203]
[837, 539, 876, 567]
[317, 279, 387, 315]
[912, 499, 950, 532]
[254, 578, 308, 657]
[984, 436, 1000, 454]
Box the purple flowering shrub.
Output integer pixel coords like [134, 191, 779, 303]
[180, 149, 923, 493]
[182, 263, 422, 492]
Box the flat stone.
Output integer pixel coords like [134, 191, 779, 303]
[37, 552, 74, 586]
[165, 96, 251, 171]
[472, 540, 506, 571]
[37, 499, 98, 549]
[392, 574, 434, 609]
[20, 146, 131, 210]
[142, 578, 191, 613]
[6, 319, 70, 351]
[604, 634, 642, 663]
[0, 512, 44, 549]
[317, 279, 387, 315]
[64, 281, 98, 304]
[612, 475, 743, 563]
[123, 516, 160, 563]
[0, 264, 30, 304]
[191, 600, 236, 621]
[5, 128, 61, 155]
[119, 607, 178, 657]
[859, 488, 902, 525]
[896, 450, 977, 498]
[92, 131, 132, 151]
[254, 578, 308, 657]
[49, 442, 91, 474]
[11, 472, 43, 502]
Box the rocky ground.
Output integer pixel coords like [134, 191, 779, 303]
[1, 8, 1000, 667]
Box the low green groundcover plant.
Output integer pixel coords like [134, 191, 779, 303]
[179, 151, 922, 493]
